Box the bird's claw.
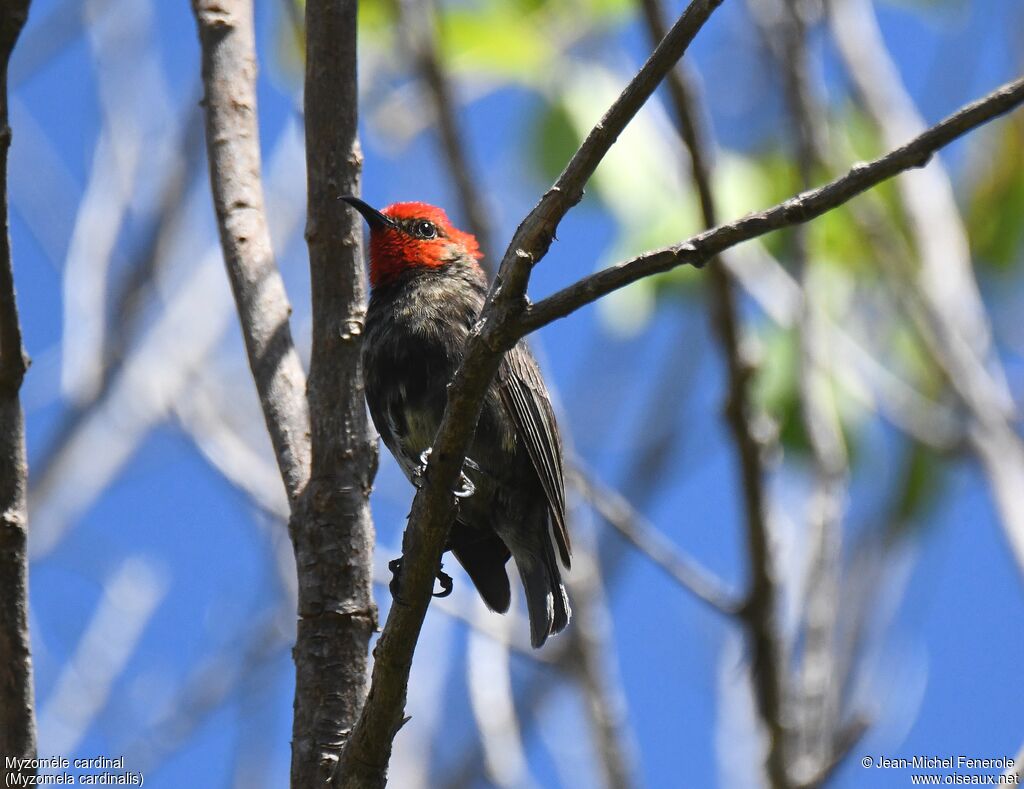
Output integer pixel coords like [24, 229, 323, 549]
[388, 555, 454, 599]
[453, 471, 475, 499]
[388, 557, 403, 599]
[412, 448, 433, 490]
[434, 567, 453, 598]
[413, 446, 476, 499]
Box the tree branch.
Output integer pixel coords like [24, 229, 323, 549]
[570, 466, 740, 616]
[518, 74, 1024, 334]
[193, 0, 377, 784]
[0, 0, 37, 779]
[334, 2, 726, 784]
[299, 0, 379, 785]
[192, 0, 310, 503]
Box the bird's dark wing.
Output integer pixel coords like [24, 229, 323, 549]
[498, 342, 571, 567]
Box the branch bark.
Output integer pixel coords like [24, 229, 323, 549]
[0, 0, 37, 778]
[193, 0, 377, 784]
[299, 0, 379, 785]
[334, 2, 726, 784]
[192, 0, 310, 503]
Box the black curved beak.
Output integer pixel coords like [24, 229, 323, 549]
[339, 195, 397, 229]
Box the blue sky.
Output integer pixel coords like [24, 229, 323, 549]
[8, 0, 1024, 786]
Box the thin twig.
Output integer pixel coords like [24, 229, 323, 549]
[571, 466, 740, 615]
[335, 3, 727, 785]
[0, 0, 37, 776]
[518, 74, 1024, 334]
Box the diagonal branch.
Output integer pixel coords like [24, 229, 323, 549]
[0, 0, 37, 778]
[571, 466, 741, 615]
[395, 4, 644, 780]
[334, 2, 727, 785]
[518, 74, 1024, 334]
[192, 0, 310, 503]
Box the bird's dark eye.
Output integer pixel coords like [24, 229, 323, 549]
[413, 220, 437, 239]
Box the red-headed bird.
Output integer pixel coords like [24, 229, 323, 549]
[343, 197, 571, 648]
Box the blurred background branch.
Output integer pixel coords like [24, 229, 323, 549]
[389, 0, 496, 266]
[827, 0, 1024, 579]
[639, 1, 789, 782]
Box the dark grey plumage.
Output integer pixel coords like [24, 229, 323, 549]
[363, 258, 571, 648]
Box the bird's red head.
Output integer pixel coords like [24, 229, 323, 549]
[342, 197, 483, 289]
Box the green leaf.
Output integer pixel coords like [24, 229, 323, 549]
[884, 442, 947, 541]
[531, 100, 581, 184]
[440, 6, 555, 82]
[752, 325, 809, 454]
[966, 115, 1024, 271]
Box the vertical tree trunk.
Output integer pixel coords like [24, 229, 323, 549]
[0, 0, 37, 780]
[293, 1, 379, 785]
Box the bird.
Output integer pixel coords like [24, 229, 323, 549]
[342, 196, 571, 648]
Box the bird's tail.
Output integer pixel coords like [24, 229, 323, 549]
[518, 533, 571, 649]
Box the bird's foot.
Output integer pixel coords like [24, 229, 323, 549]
[453, 470, 475, 499]
[413, 448, 433, 489]
[434, 564, 454, 597]
[388, 555, 453, 599]
[413, 446, 476, 499]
